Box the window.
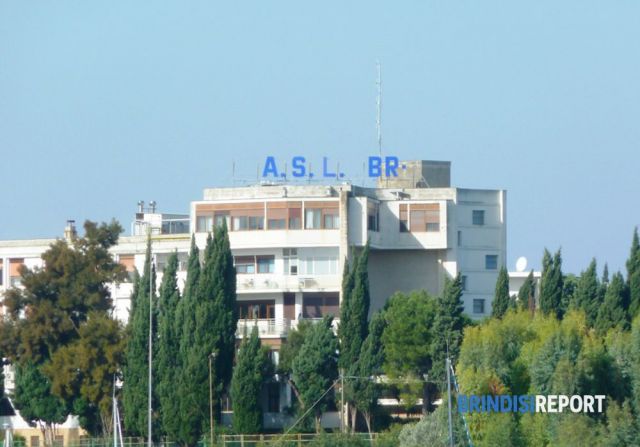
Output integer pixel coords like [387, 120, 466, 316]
[196, 215, 213, 233]
[53, 436, 64, 447]
[367, 202, 380, 232]
[399, 204, 409, 232]
[472, 210, 485, 226]
[257, 256, 275, 274]
[267, 382, 280, 413]
[301, 256, 338, 275]
[473, 298, 485, 314]
[31, 437, 40, 447]
[461, 275, 467, 291]
[288, 207, 302, 229]
[457, 231, 462, 247]
[9, 258, 23, 287]
[231, 208, 264, 231]
[485, 255, 498, 270]
[305, 202, 339, 229]
[302, 293, 339, 318]
[409, 204, 440, 232]
[237, 300, 275, 319]
[234, 256, 256, 274]
[283, 248, 298, 275]
[214, 212, 230, 228]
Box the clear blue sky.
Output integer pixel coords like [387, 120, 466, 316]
[1, 1, 638, 275]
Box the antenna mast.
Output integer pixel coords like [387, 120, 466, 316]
[376, 60, 382, 159]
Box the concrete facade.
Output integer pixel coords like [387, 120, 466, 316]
[0, 160, 506, 431]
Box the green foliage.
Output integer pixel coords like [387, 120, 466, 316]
[596, 272, 628, 333]
[518, 270, 536, 312]
[292, 316, 339, 431]
[431, 275, 468, 384]
[1, 221, 125, 437]
[231, 326, 270, 434]
[398, 404, 466, 447]
[279, 320, 313, 376]
[352, 312, 386, 431]
[122, 237, 157, 437]
[155, 252, 182, 439]
[574, 259, 601, 326]
[306, 432, 368, 447]
[627, 228, 640, 318]
[491, 267, 510, 319]
[14, 362, 69, 425]
[382, 290, 438, 413]
[540, 249, 564, 318]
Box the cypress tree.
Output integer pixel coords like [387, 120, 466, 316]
[491, 266, 510, 319]
[156, 252, 181, 439]
[292, 315, 339, 432]
[518, 270, 536, 312]
[432, 274, 466, 383]
[574, 259, 601, 326]
[230, 326, 269, 434]
[175, 236, 203, 447]
[338, 257, 355, 371]
[540, 249, 564, 318]
[595, 272, 628, 333]
[627, 228, 640, 317]
[353, 312, 386, 434]
[123, 237, 157, 437]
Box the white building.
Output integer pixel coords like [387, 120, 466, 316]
[1, 160, 506, 430]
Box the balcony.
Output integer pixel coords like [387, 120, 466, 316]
[236, 274, 340, 293]
[237, 318, 291, 338]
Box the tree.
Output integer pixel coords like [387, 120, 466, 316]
[183, 223, 237, 439]
[338, 243, 370, 430]
[278, 320, 313, 410]
[540, 249, 564, 318]
[352, 312, 386, 434]
[491, 267, 510, 319]
[595, 272, 628, 333]
[174, 236, 204, 447]
[382, 291, 438, 415]
[627, 228, 640, 317]
[45, 313, 125, 435]
[292, 316, 339, 432]
[230, 325, 270, 434]
[518, 270, 536, 312]
[123, 237, 157, 437]
[13, 362, 69, 445]
[155, 252, 182, 439]
[2, 221, 126, 442]
[431, 275, 468, 384]
[574, 259, 601, 326]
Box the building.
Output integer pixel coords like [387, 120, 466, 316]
[1, 160, 506, 431]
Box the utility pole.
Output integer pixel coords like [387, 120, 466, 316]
[148, 244, 154, 447]
[446, 351, 454, 447]
[340, 369, 345, 433]
[209, 351, 217, 447]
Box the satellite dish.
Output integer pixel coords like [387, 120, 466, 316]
[516, 256, 528, 272]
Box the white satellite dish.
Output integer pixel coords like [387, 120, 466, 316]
[516, 256, 528, 272]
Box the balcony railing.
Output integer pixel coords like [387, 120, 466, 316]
[236, 318, 291, 338]
[236, 275, 339, 292]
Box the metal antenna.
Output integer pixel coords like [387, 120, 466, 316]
[376, 60, 382, 159]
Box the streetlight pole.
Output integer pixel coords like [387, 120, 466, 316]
[147, 227, 154, 447]
[209, 352, 217, 447]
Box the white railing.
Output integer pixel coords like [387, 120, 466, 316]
[236, 274, 340, 292]
[236, 318, 291, 337]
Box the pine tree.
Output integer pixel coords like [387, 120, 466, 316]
[292, 316, 339, 432]
[156, 252, 181, 439]
[491, 267, 510, 319]
[518, 270, 536, 312]
[1, 221, 126, 440]
[540, 249, 564, 318]
[574, 259, 601, 326]
[123, 237, 157, 437]
[595, 272, 628, 333]
[230, 326, 269, 434]
[627, 228, 640, 317]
